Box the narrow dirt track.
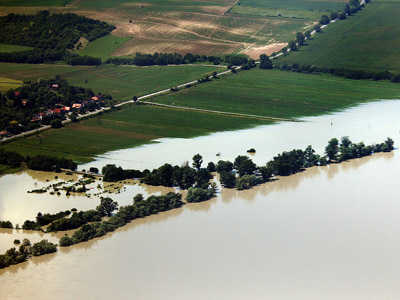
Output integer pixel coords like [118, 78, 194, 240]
[140, 101, 297, 122]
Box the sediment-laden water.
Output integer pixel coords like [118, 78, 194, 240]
[1, 100, 400, 299]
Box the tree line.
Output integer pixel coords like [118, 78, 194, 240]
[105, 53, 249, 67]
[102, 137, 394, 192]
[0, 149, 77, 175]
[59, 192, 183, 246]
[283, 0, 368, 55]
[276, 63, 399, 82]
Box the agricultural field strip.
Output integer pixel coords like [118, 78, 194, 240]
[135, 20, 248, 44]
[0, 65, 287, 143]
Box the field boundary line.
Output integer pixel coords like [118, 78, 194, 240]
[141, 100, 298, 122]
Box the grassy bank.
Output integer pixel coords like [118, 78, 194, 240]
[151, 68, 400, 118]
[275, 1, 400, 73]
[0, 63, 222, 100]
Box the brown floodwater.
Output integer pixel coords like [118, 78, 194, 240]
[1, 100, 400, 299]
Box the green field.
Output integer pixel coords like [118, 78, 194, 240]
[0, 0, 71, 6]
[0, 44, 33, 53]
[0, 77, 22, 92]
[152, 68, 400, 118]
[74, 0, 227, 12]
[231, 0, 346, 19]
[3, 68, 400, 162]
[0, 63, 222, 100]
[73, 35, 132, 61]
[1, 104, 272, 162]
[275, 1, 400, 73]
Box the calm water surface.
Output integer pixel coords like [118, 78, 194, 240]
[1, 100, 400, 299]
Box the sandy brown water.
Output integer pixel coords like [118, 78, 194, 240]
[1, 100, 400, 299]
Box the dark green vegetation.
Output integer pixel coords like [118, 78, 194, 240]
[0, 239, 57, 269]
[101, 136, 395, 192]
[0, 220, 13, 228]
[36, 211, 71, 226]
[276, 1, 400, 73]
[0, 148, 77, 177]
[153, 69, 400, 119]
[60, 192, 183, 246]
[0, 11, 114, 64]
[102, 164, 142, 182]
[0, 77, 109, 134]
[22, 198, 119, 232]
[45, 209, 102, 232]
[186, 186, 216, 203]
[0, 10, 111, 50]
[216, 137, 394, 190]
[0, 63, 221, 100]
[106, 53, 249, 67]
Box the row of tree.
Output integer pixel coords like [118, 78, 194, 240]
[283, 0, 367, 55]
[24, 198, 117, 232]
[278, 63, 400, 82]
[105, 53, 249, 67]
[103, 136, 394, 192]
[133, 137, 393, 191]
[0, 149, 77, 175]
[59, 192, 183, 246]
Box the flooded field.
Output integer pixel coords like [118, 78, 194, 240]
[1, 100, 400, 299]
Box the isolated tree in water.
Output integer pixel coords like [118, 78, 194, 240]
[192, 154, 203, 170]
[96, 197, 118, 217]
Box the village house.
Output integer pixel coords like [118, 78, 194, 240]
[0, 130, 11, 138]
[72, 103, 83, 111]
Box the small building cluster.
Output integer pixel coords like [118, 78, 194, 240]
[30, 94, 104, 123]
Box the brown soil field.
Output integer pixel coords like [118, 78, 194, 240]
[0, 0, 314, 58]
[112, 37, 238, 57]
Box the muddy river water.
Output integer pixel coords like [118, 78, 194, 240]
[1, 100, 400, 299]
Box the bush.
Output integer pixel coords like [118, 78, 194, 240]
[59, 235, 74, 247]
[186, 187, 215, 203]
[30, 240, 57, 256]
[236, 175, 261, 190]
